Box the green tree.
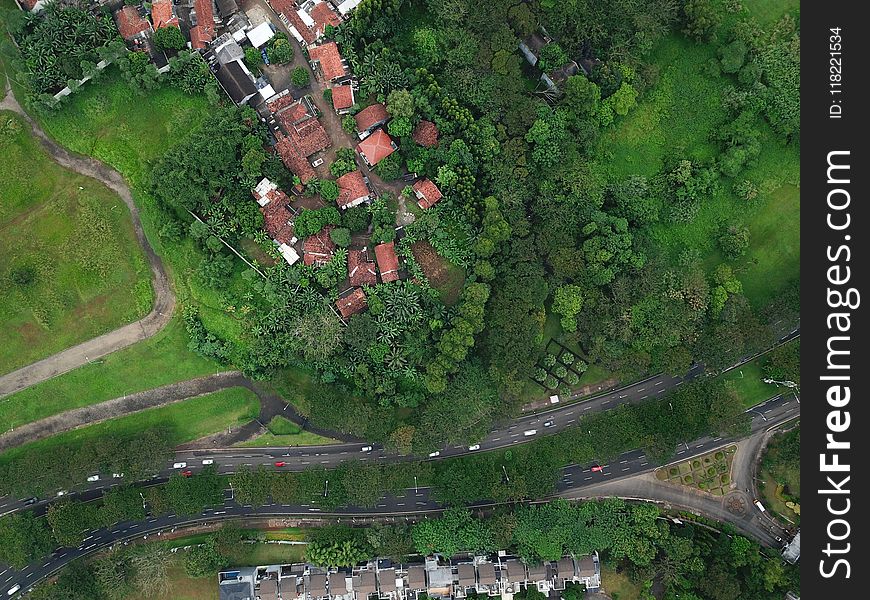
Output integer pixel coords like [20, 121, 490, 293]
[320, 179, 340, 202]
[718, 224, 750, 258]
[552, 285, 584, 332]
[244, 46, 262, 72]
[268, 38, 294, 64]
[0, 512, 54, 568]
[291, 66, 311, 87]
[386, 88, 415, 119]
[153, 25, 186, 52]
[682, 0, 720, 42]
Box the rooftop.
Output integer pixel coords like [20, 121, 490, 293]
[348, 249, 377, 287]
[310, 1, 342, 37]
[114, 6, 151, 40]
[354, 103, 389, 133]
[357, 129, 396, 166]
[309, 41, 347, 81]
[190, 0, 215, 49]
[335, 170, 369, 209]
[413, 178, 442, 209]
[374, 241, 399, 283]
[150, 0, 178, 30]
[214, 60, 257, 105]
[303, 225, 336, 266]
[275, 132, 316, 183]
[332, 85, 355, 111]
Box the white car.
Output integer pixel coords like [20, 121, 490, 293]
[56, 490, 67, 497]
[543, 421, 554, 428]
[86, 475, 100, 482]
[173, 462, 187, 469]
[428, 451, 440, 458]
[201, 459, 214, 465]
[112, 473, 124, 478]
[468, 444, 481, 451]
[7, 584, 20, 596]
[361, 446, 373, 452]
[523, 429, 537, 437]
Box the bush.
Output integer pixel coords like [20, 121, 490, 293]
[292, 67, 311, 87]
[533, 368, 547, 383]
[542, 354, 557, 368]
[560, 352, 575, 366]
[268, 38, 294, 64]
[323, 88, 333, 103]
[320, 179, 340, 202]
[10, 265, 36, 287]
[721, 474, 730, 485]
[554, 365, 568, 379]
[544, 375, 558, 390]
[244, 47, 262, 72]
[564, 371, 579, 386]
[342, 115, 357, 133]
[330, 227, 352, 248]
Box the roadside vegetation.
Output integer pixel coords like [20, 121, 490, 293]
[0, 110, 151, 375]
[758, 425, 800, 524]
[236, 416, 338, 447]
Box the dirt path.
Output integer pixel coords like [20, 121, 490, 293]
[0, 81, 176, 398]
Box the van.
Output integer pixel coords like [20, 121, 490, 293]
[754, 500, 766, 513]
[7, 584, 20, 595]
[523, 429, 537, 437]
[173, 462, 187, 469]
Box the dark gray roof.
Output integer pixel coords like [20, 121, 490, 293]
[216, 0, 239, 18]
[576, 556, 595, 577]
[354, 570, 377, 595]
[477, 563, 497, 585]
[307, 573, 327, 598]
[259, 577, 279, 600]
[456, 564, 475, 586]
[556, 558, 575, 580]
[526, 563, 549, 581]
[407, 565, 426, 590]
[549, 61, 581, 84]
[378, 569, 397, 593]
[504, 560, 526, 583]
[214, 60, 256, 105]
[219, 581, 254, 600]
[328, 573, 346, 596]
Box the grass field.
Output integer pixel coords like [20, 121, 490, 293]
[600, 562, 646, 600]
[0, 387, 259, 467]
[718, 337, 799, 407]
[0, 110, 152, 375]
[0, 317, 222, 429]
[236, 415, 338, 447]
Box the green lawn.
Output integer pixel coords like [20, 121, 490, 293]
[718, 338, 799, 407]
[0, 387, 260, 466]
[235, 415, 338, 447]
[0, 110, 152, 375]
[0, 317, 222, 430]
[600, 562, 646, 600]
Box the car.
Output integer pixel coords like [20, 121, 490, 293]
[7, 584, 20, 596]
[86, 475, 100, 482]
[590, 465, 604, 473]
[173, 462, 187, 469]
[274, 461, 286, 467]
[428, 451, 440, 458]
[21, 497, 37, 506]
[180, 470, 193, 477]
[754, 500, 766, 513]
[543, 420, 554, 428]
[312, 157, 325, 167]
[361, 446, 373, 452]
[468, 444, 480, 451]
[56, 490, 67, 497]
[112, 473, 124, 479]
[523, 429, 537, 436]
[201, 459, 214, 465]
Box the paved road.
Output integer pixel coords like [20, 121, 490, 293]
[0, 393, 799, 598]
[0, 82, 175, 398]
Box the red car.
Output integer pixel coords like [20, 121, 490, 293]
[590, 465, 604, 473]
[180, 470, 193, 477]
[274, 461, 286, 467]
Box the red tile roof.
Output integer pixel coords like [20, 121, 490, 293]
[114, 6, 152, 40]
[414, 178, 443, 209]
[348, 249, 377, 287]
[335, 170, 369, 209]
[336, 287, 368, 318]
[190, 0, 215, 49]
[374, 241, 400, 283]
[357, 128, 396, 166]
[258, 190, 295, 245]
[303, 225, 336, 266]
[151, 0, 179, 29]
[266, 92, 298, 113]
[353, 103, 389, 132]
[272, 0, 317, 45]
[310, 1, 342, 36]
[308, 42, 347, 81]
[332, 85, 354, 111]
[291, 118, 331, 157]
[275, 132, 316, 183]
[412, 120, 439, 147]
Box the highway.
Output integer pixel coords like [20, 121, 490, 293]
[0, 392, 799, 598]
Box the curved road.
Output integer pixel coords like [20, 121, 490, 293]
[0, 83, 175, 398]
[0, 394, 799, 597]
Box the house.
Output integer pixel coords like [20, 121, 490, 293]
[246, 21, 276, 49]
[15, 0, 46, 12]
[308, 41, 348, 82]
[348, 248, 377, 286]
[518, 31, 550, 66]
[782, 531, 800, 564]
[336, 287, 368, 318]
[412, 120, 439, 147]
[377, 568, 398, 599]
[357, 129, 396, 167]
[352, 568, 378, 600]
[454, 563, 475, 597]
[353, 103, 389, 138]
[501, 560, 526, 594]
[303, 225, 336, 266]
[253, 178, 300, 264]
[272, 0, 341, 46]
[114, 6, 152, 41]
[374, 241, 399, 283]
[333, 0, 363, 16]
[575, 555, 601, 591]
[216, 0, 240, 21]
[413, 178, 442, 209]
[214, 60, 258, 105]
[305, 571, 329, 600]
[151, 0, 179, 30]
[541, 60, 581, 92]
[331, 84, 355, 114]
[269, 95, 331, 183]
[218, 567, 256, 600]
[190, 0, 216, 49]
[336, 170, 370, 209]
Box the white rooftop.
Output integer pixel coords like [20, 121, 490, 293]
[247, 21, 275, 48]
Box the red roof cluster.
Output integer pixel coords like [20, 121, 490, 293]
[190, 0, 215, 49]
[414, 178, 443, 209]
[375, 242, 400, 283]
[114, 6, 152, 40]
[348, 249, 377, 287]
[335, 170, 369, 209]
[353, 103, 389, 133]
[303, 225, 336, 266]
[271, 98, 330, 183]
[275, 132, 316, 183]
[412, 120, 439, 147]
[151, 0, 179, 30]
[257, 189, 295, 245]
[336, 288, 368, 318]
[266, 93, 298, 113]
[272, 0, 341, 45]
[311, 2, 342, 36]
[308, 42, 347, 81]
[332, 85, 354, 111]
[357, 129, 396, 166]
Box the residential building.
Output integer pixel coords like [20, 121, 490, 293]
[413, 178, 442, 209]
[336, 170, 370, 209]
[518, 31, 549, 67]
[782, 531, 800, 564]
[332, 0, 363, 17]
[190, 0, 216, 49]
[357, 129, 396, 167]
[216, 0, 240, 21]
[348, 248, 377, 287]
[114, 6, 152, 41]
[309, 41, 349, 82]
[214, 60, 259, 105]
[268, 94, 331, 183]
[218, 567, 256, 600]
[303, 225, 336, 266]
[411, 120, 439, 148]
[374, 241, 400, 283]
[247, 21, 276, 48]
[252, 177, 300, 265]
[353, 103, 389, 139]
[151, 0, 179, 30]
[15, 0, 46, 12]
[272, 0, 341, 46]
[332, 84, 355, 114]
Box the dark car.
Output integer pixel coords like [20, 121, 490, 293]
[21, 497, 37, 506]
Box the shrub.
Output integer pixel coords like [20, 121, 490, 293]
[564, 371, 579, 386]
[721, 474, 730, 485]
[560, 352, 575, 365]
[544, 375, 558, 390]
[323, 88, 333, 103]
[244, 47, 262, 72]
[320, 179, 340, 202]
[683, 475, 693, 484]
[342, 115, 357, 133]
[291, 67, 310, 87]
[542, 354, 557, 368]
[707, 467, 716, 476]
[10, 266, 36, 287]
[554, 365, 568, 379]
[574, 360, 588, 373]
[533, 368, 547, 383]
[714, 451, 724, 460]
[329, 227, 352, 248]
[669, 467, 679, 476]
